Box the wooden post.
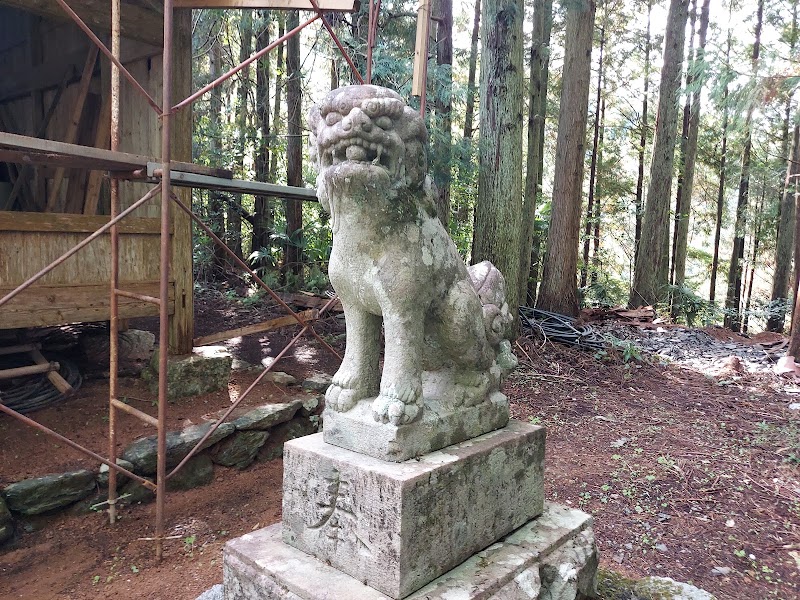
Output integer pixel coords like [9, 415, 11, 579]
[45, 45, 99, 212]
[411, 0, 431, 97]
[83, 80, 113, 215]
[169, 9, 194, 355]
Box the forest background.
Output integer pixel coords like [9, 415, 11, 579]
[188, 0, 800, 349]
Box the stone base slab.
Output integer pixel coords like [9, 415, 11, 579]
[323, 389, 510, 462]
[281, 421, 545, 598]
[223, 503, 597, 600]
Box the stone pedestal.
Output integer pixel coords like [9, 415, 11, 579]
[283, 422, 545, 598]
[322, 389, 510, 462]
[224, 503, 597, 600]
[223, 420, 599, 600]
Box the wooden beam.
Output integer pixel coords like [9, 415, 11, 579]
[0, 132, 150, 171]
[46, 46, 100, 212]
[0, 281, 174, 329]
[0, 362, 59, 380]
[169, 10, 195, 355]
[29, 348, 73, 393]
[0, 343, 39, 356]
[0, 133, 235, 179]
[280, 292, 343, 312]
[0, 211, 166, 234]
[173, 0, 355, 10]
[0, 0, 165, 46]
[193, 309, 319, 346]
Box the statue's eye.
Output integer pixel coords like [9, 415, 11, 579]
[375, 116, 392, 130]
[364, 100, 381, 116]
[326, 112, 342, 126]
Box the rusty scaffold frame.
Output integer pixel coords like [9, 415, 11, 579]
[0, 0, 420, 559]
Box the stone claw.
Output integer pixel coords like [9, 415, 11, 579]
[325, 383, 366, 413]
[371, 382, 422, 425]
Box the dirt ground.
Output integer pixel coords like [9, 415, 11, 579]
[1, 292, 798, 599]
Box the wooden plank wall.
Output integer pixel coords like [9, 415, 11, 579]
[0, 212, 174, 328]
[0, 5, 193, 352]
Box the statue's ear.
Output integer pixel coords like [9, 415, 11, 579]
[308, 105, 321, 130]
[316, 172, 331, 214]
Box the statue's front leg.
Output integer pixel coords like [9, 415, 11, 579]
[372, 312, 423, 425]
[326, 304, 381, 412]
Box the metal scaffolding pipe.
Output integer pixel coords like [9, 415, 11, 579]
[309, 0, 364, 84]
[166, 294, 340, 480]
[53, 0, 162, 114]
[155, 0, 175, 561]
[0, 184, 162, 309]
[0, 403, 156, 491]
[107, 0, 122, 525]
[170, 193, 342, 361]
[172, 14, 320, 113]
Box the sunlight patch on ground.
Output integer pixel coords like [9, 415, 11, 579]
[293, 344, 319, 365]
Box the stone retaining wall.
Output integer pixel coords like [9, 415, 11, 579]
[0, 382, 327, 548]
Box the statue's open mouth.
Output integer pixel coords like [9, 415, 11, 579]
[319, 135, 399, 180]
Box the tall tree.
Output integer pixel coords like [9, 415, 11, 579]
[536, 0, 596, 316]
[473, 0, 525, 319]
[463, 0, 481, 141]
[671, 0, 694, 284]
[591, 95, 605, 282]
[581, 24, 605, 289]
[270, 15, 285, 183]
[633, 0, 653, 268]
[229, 11, 253, 261]
[725, 0, 764, 332]
[742, 185, 765, 333]
[253, 12, 272, 269]
[670, 0, 710, 308]
[790, 167, 800, 358]
[208, 33, 227, 276]
[767, 0, 799, 332]
[519, 0, 554, 306]
[769, 122, 800, 331]
[284, 10, 303, 284]
[630, 0, 689, 308]
[709, 21, 733, 304]
[432, 0, 453, 224]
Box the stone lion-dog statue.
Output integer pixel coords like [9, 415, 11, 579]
[310, 85, 516, 426]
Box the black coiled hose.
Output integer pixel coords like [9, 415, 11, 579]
[518, 307, 606, 351]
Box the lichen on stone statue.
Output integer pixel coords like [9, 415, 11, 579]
[309, 84, 517, 428]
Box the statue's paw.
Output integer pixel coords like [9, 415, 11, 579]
[371, 383, 422, 425]
[331, 370, 359, 391]
[325, 383, 363, 412]
[455, 371, 490, 407]
[495, 339, 518, 373]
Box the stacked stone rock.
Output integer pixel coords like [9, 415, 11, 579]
[0, 389, 321, 546]
[222, 85, 599, 600]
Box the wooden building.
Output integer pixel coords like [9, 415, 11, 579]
[0, 1, 193, 354]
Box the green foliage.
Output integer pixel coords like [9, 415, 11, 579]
[603, 335, 643, 363]
[182, 1, 799, 333]
[580, 273, 629, 308]
[663, 283, 720, 327]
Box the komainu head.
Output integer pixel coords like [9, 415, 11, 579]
[309, 85, 429, 204]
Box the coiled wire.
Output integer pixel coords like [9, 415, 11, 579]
[519, 307, 606, 351]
